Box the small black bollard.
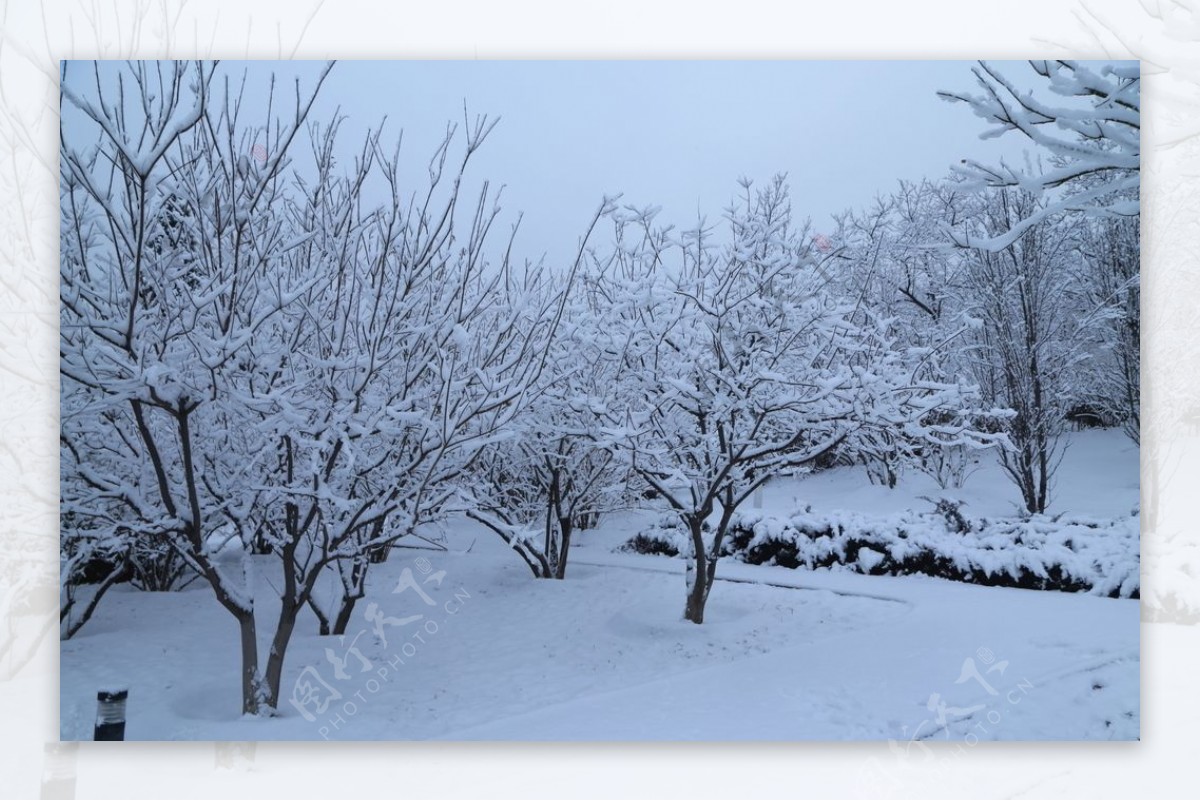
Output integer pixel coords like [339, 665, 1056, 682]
[94, 688, 127, 741]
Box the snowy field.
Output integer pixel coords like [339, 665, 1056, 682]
[60, 429, 1139, 741]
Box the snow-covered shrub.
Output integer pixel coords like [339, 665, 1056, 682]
[623, 508, 1139, 598]
[621, 533, 680, 558]
[921, 496, 973, 534]
[619, 515, 695, 558]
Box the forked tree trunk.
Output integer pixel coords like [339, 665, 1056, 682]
[330, 553, 369, 635]
[683, 501, 735, 624]
[308, 596, 332, 636]
[179, 409, 266, 716]
[307, 591, 364, 636]
[554, 517, 573, 580]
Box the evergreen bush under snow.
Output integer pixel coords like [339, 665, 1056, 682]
[620, 507, 1140, 598]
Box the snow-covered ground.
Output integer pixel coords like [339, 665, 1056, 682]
[752, 428, 1140, 521]
[60, 429, 1139, 741]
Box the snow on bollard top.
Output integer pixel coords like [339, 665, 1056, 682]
[95, 688, 128, 725]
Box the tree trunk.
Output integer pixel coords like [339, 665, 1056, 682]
[545, 524, 559, 578]
[331, 595, 359, 636]
[554, 517, 572, 580]
[264, 522, 301, 713]
[684, 555, 718, 624]
[307, 596, 332, 636]
[331, 554, 368, 635]
[235, 610, 262, 715]
[263, 602, 298, 711]
[544, 472, 561, 579]
[683, 516, 715, 624]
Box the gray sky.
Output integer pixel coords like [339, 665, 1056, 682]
[294, 60, 1044, 265]
[64, 60, 1097, 267]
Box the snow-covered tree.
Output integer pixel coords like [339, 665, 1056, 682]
[467, 404, 626, 581]
[60, 61, 559, 713]
[1074, 214, 1140, 444]
[60, 60, 247, 648]
[958, 189, 1088, 514]
[467, 206, 635, 579]
[598, 177, 985, 623]
[829, 181, 1006, 490]
[939, 59, 1142, 461]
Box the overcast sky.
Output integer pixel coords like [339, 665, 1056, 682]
[316, 60, 1035, 265]
[64, 60, 1107, 267]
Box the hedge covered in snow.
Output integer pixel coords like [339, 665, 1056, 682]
[620, 507, 1140, 598]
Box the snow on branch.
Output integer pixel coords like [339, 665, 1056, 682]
[939, 60, 1139, 250]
